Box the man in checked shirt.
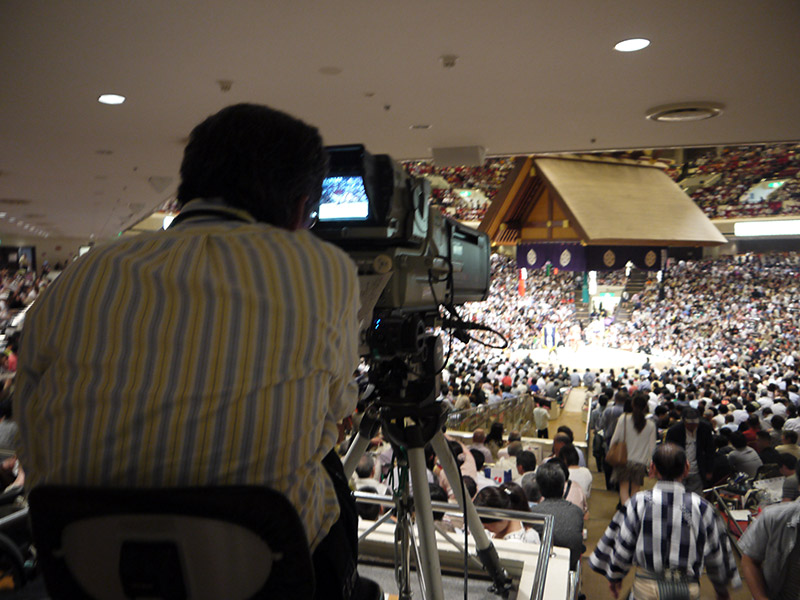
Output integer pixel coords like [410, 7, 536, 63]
[589, 443, 740, 600]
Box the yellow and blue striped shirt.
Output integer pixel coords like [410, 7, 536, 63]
[15, 202, 360, 550]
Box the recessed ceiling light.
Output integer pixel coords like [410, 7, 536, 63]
[646, 102, 724, 122]
[98, 94, 126, 105]
[0, 213, 6, 218]
[614, 38, 650, 52]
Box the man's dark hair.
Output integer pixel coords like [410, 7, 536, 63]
[756, 430, 771, 442]
[428, 483, 448, 521]
[516, 451, 537, 473]
[784, 430, 799, 444]
[462, 476, 477, 499]
[682, 407, 699, 421]
[473, 486, 508, 524]
[0, 398, 12, 420]
[558, 444, 580, 467]
[778, 453, 798, 470]
[714, 434, 730, 451]
[535, 461, 566, 499]
[177, 103, 327, 228]
[652, 443, 687, 481]
[470, 448, 486, 471]
[556, 426, 574, 442]
[356, 486, 381, 521]
[730, 432, 748, 450]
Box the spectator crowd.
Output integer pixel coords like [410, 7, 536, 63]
[401, 143, 800, 224]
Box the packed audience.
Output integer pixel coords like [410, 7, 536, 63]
[403, 157, 517, 222]
[400, 143, 800, 224]
[675, 143, 800, 219]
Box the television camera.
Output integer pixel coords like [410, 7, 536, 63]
[313, 146, 513, 599]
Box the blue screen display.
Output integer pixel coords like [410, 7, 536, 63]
[319, 175, 370, 221]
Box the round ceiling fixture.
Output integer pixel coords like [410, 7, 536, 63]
[614, 38, 650, 52]
[98, 94, 126, 105]
[646, 102, 724, 122]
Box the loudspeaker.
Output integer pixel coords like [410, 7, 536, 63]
[432, 146, 486, 168]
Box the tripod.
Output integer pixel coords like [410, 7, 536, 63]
[343, 393, 513, 600]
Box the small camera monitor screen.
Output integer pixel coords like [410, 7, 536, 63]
[319, 175, 370, 221]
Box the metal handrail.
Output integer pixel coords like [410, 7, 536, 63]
[354, 492, 555, 600]
[445, 393, 545, 436]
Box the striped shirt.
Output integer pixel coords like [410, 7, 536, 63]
[14, 201, 360, 550]
[589, 480, 741, 593]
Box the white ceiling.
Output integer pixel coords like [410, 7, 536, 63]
[1, 1, 799, 243]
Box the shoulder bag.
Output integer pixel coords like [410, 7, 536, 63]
[605, 414, 628, 467]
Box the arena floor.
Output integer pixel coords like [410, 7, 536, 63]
[512, 344, 673, 372]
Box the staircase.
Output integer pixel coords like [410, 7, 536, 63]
[615, 269, 648, 323]
[573, 289, 590, 322]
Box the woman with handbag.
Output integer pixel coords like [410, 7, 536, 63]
[607, 392, 657, 507]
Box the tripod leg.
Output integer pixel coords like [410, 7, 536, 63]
[342, 406, 382, 480]
[430, 432, 512, 594]
[342, 432, 372, 481]
[394, 507, 413, 600]
[407, 447, 445, 600]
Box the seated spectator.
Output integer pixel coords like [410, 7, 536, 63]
[499, 481, 532, 514]
[529, 462, 585, 570]
[356, 485, 381, 522]
[352, 454, 389, 495]
[754, 430, 781, 465]
[469, 449, 496, 492]
[769, 415, 786, 446]
[519, 472, 542, 507]
[427, 483, 460, 534]
[776, 429, 800, 459]
[461, 476, 478, 500]
[559, 444, 593, 499]
[495, 440, 523, 476]
[473, 486, 540, 544]
[485, 422, 505, 460]
[468, 428, 493, 464]
[547, 432, 572, 464]
[728, 432, 763, 478]
[556, 425, 587, 467]
[516, 451, 537, 478]
[779, 454, 799, 502]
[708, 435, 733, 486]
[497, 432, 522, 459]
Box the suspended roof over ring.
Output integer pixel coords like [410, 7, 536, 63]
[480, 155, 726, 247]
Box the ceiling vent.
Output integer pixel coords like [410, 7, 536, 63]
[0, 198, 32, 205]
[646, 102, 724, 122]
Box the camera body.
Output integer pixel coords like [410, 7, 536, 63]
[313, 145, 491, 314]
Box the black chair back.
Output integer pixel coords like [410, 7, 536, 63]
[28, 485, 314, 600]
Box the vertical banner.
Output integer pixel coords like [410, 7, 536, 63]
[518, 268, 527, 296]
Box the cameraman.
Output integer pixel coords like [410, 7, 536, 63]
[15, 104, 363, 599]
